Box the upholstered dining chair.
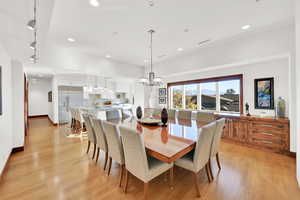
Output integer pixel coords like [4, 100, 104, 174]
[174, 121, 217, 197]
[196, 111, 216, 123]
[69, 108, 76, 129]
[167, 109, 176, 118]
[208, 118, 226, 180]
[119, 126, 174, 200]
[106, 109, 122, 120]
[75, 108, 85, 134]
[91, 118, 109, 169]
[177, 110, 192, 120]
[82, 114, 97, 159]
[102, 121, 125, 187]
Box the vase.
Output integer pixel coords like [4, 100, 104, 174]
[161, 108, 168, 126]
[136, 106, 143, 119]
[277, 97, 286, 118]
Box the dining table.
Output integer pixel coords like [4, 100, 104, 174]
[107, 117, 209, 163]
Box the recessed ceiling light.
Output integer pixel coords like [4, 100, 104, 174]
[242, 24, 251, 30]
[106, 54, 111, 58]
[177, 48, 184, 51]
[67, 38, 75, 42]
[89, 0, 100, 7]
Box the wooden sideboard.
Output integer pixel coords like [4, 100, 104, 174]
[215, 114, 290, 155]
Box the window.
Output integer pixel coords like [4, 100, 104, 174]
[201, 82, 216, 111]
[172, 85, 183, 109]
[219, 80, 240, 113]
[168, 74, 243, 114]
[185, 84, 198, 110]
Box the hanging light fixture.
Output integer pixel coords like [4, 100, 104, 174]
[137, 29, 163, 86]
[28, 0, 38, 63]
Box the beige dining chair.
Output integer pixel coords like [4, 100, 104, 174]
[196, 111, 216, 123]
[69, 108, 76, 129]
[119, 125, 174, 200]
[82, 114, 97, 159]
[106, 109, 122, 120]
[208, 118, 226, 180]
[167, 109, 176, 118]
[91, 118, 109, 169]
[75, 108, 85, 134]
[102, 121, 125, 187]
[174, 121, 217, 197]
[177, 110, 192, 120]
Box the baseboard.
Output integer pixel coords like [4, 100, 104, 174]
[29, 115, 48, 118]
[11, 146, 24, 154]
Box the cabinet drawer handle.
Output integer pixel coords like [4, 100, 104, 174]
[260, 124, 273, 128]
[261, 132, 274, 136]
[261, 140, 273, 144]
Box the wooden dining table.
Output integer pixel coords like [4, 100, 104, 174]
[107, 117, 209, 163]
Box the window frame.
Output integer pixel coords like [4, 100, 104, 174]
[167, 74, 243, 114]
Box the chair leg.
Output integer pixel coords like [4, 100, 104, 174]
[193, 172, 201, 198]
[144, 182, 149, 200]
[95, 147, 100, 163]
[124, 169, 129, 193]
[216, 152, 221, 170]
[107, 157, 112, 176]
[208, 159, 214, 181]
[169, 167, 174, 189]
[86, 141, 90, 154]
[104, 152, 108, 170]
[205, 164, 212, 182]
[119, 164, 125, 187]
[92, 144, 96, 159]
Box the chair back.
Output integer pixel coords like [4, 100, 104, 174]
[210, 118, 226, 157]
[167, 109, 176, 118]
[82, 114, 96, 143]
[177, 110, 192, 120]
[106, 109, 121, 120]
[119, 126, 149, 181]
[196, 111, 216, 123]
[91, 118, 108, 152]
[193, 121, 217, 172]
[102, 121, 124, 164]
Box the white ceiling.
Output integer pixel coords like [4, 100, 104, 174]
[0, 0, 294, 77]
[48, 0, 293, 66]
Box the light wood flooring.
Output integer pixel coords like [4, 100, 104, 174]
[0, 117, 299, 200]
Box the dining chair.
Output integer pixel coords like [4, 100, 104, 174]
[167, 109, 176, 118]
[174, 121, 217, 197]
[91, 118, 109, 169]
[208, 118, 226, 180]
[69, 108, 76, 129]
[82, 114, 97, 159]
[102, 121, 125, 187]
[119, 126, 174, 200]
[75, 108, 85, 134]
[177, 110, 192, 120]
[106, 109, 122, 120]
[196, 111, 216, 123]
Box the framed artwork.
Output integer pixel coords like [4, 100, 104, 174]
[159, 97, 166, 104]
[254, 77, 274, 110]
[159, 88, 167, 97]
[48, 91, 52, 102]
[0, 66, 2, 115]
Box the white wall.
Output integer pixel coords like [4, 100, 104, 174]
[28, 78, 52, 116]
[295, 0, 300, 186]
[0, 44, 24, 174]
[11, 60, 24, 148]
[150, 24, 296, 152]
[0, 44, 13, 174]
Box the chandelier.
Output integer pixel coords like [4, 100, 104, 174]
[137, 29, 163, 86]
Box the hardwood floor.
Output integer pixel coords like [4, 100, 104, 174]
[0, 117, 299, 200]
